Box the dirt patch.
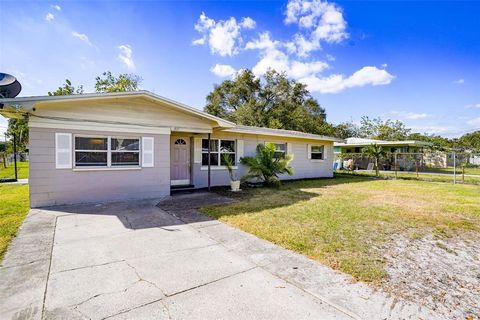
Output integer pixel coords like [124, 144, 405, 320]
[382, 233, 480, 319]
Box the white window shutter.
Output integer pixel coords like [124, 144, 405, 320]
[307, 144, 312, 159]
[286, 143, 293, 155]
[323, 145, 327, 160]
[142, 137, 154, 167]
[236, 139, 244, 163]
[194, 138, 202, 164]
[55, 133, 72, 169]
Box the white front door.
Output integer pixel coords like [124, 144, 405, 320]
[171, 137, 190, 185]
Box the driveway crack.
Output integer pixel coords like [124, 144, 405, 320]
[41, 215, 58, 320]
[56, 259, 126, 274]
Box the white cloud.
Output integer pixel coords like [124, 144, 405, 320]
[246, 32, 328, 79]
[193, 1, 395, 95]
[240, 17, 256, 29]
[51, 4, 61, 11]
[284, 0, 348, 57]
[118, 44, 135, 70]
[210, 64, 237, 77]
[45, 13, 54, 22]
[192, 38, 205, 46]
[453, 78, 465, 84]
[72, 31, 93, 46]
[300, 66, 394, 94]
[465, 103, 480, 109]
[326, 54, 335, 61]
[290, 60, 329, 78]
[390, 110, 431, 120]
[467, 117, 480, 127]
[193, 12, 256, 56]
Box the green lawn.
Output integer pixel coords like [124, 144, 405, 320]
[202, 175, 480, 283]
[350, 169, 480, 185]
[0, 184, 30, 261]
[0, 161, 29, 180]
[425, 166, 480, 175]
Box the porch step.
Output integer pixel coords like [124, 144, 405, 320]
[170, 184, 195, 194]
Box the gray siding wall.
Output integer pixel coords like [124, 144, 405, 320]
[29, 127, 170, 207]
[192, 135, 333, 188]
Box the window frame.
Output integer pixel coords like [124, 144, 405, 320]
[310, 144, 325, 161]
[267, 142, 287, 159]
[73, 134, 141, 169]
[201, 138, 237, 168]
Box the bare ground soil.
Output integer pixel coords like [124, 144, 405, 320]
[381, 233, 480, 319]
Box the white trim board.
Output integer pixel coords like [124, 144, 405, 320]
[29, 117, 171, 135]
[171, 179, 191, 186]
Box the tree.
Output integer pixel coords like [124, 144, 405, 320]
[457, 131, 480, 152]
[6, 118, 29, 153]
[376, 119, 411, 140]
[357, 117, 410, 140]
[0, 141, 7, 168]
[48, 79, 84, 96]
[95, 71, 142, 93]
[408, 132, 452, 151]
[333, 121, 359, 139]
[205, 69, 328, 135]
[240, 143, 294, 187]
[362, 143, 387, 177]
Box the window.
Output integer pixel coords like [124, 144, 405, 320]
[174, 139, 186, 145]
[74, 136, 140, 167]
[267, 143, 286, 159]
[310, 145, 324, 160]
[202, 139, 236, 166]
[111, 138, 140, 166]
[75, 137, 108, 167]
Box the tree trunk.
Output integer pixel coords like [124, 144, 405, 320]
[375, 158, 379, 177]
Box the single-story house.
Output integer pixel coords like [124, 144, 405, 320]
[333, 137, 432, 170]
[334, 137, 432, 154]
[0, 91, 341, 207]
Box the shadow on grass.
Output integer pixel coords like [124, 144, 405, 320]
[204, 174, 373, 218]
[36, 176, 374, 231]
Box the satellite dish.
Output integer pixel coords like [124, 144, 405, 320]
[0, 73, 22, 98]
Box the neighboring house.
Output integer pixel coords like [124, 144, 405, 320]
[334, 137, 431, 154]
[0, 91, 341, 207]
[333, 137, 432, 170]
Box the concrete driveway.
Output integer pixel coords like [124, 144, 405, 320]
[0, 192, 442, 320]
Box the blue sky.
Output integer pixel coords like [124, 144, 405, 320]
[1, 0, 479, 138]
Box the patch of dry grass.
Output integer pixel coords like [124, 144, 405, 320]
[202, 175, 480, 283]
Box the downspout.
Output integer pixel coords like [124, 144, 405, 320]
[207, 133, 211, 191]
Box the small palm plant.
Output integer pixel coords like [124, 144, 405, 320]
[240, 143, 294, 187]
[222, 153, 241, 191]
[362, 143, 387, 177]
[222, 153, 238, 181]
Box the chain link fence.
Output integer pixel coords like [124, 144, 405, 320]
[334, 151, 480, 185]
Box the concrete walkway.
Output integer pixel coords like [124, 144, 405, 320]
[0, 178, 28, 185]
[0, 193, 443, 320]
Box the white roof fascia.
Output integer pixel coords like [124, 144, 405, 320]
[224, 125, 343, 142]
[334, 140, 432, 147]
[0, 91, 235, 128]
